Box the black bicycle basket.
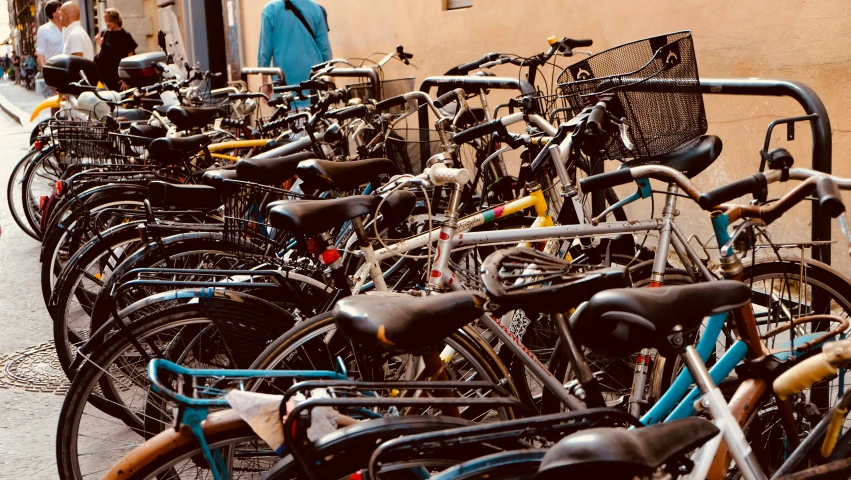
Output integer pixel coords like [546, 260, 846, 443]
[557, 31, 706, 160]
[221, 179, 294, 258]
[383, 128, 445, 175]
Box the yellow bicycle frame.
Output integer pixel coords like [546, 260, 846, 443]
[204, 139, 273, 162]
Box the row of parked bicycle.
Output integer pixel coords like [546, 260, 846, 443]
[8, 30, 851, 479]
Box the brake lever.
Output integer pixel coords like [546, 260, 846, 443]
[619, 122, 635, 151]
[838, 213, 851, 258]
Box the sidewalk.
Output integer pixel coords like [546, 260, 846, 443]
[0, 78, 52, 128]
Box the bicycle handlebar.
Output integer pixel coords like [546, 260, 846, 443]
[565, 38, 593, 48]
[817, 176, 846, 218]
[582, 165, 851, 225]
[326, 104, 370, 121]
[698, 173, 768, 209]
[433, 89, 460, 109]
[375, 94, 408, 112]
[455, 53, 501, 75]
[774, 339, 851, 401]
[429, 163, 471, 186]
[452, 118, 505, 145]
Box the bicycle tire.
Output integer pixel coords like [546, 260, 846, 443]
[56, 232, 249, 378]
[248, 311, 518, 421]
[57, 297, 291, 480]
[428, 449, 546, 480]
[40, 188, 147, 309]
[6, 149, 41, 239]
[20, 144, 63, 237]
[56, 305, 230, 479]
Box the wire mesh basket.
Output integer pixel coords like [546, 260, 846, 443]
[347, 77, 416, 113]
[221, 179, 295, 258]
[383, 128, 446, 175]
[48, 119, 118, 163]
[557, 31, 706, 160]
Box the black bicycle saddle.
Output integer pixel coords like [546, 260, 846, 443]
[297, 158, 398, 191]
[535, 417, 719, 480]
[333, 291, 486, 353]
[268, 195, 381, 235]
[571, 281, 751, 357]
[236, 152, 316, 187]
[619, 135, 722, 179]
[166, 106, 228, 131]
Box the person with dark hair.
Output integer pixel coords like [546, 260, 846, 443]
[36, 0, 64, 69]
[94, 8, 137, 90]
[12, 53, 20, 85]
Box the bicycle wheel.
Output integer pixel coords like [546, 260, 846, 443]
[105, 411, 478, 480]
[428, 449, 546, 480]
[653, 257, 851, 476]
[102, 409, 267, 480]
[21, 144, 64, 237]
[6, 149, 41, 239]
[40, 187, 147, 308]
[249, 311, 517, 422]
[56, 298, 291, 480]
[54, 232, 253, 378]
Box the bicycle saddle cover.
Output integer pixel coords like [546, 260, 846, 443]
[268, 195, 381, 235]
[149, 134, 213, 163]
[333, 291, 486, 353]
[297, 158, 398, 192]
[166, 106, 228, 131]
[619, 135, 722, 179]
[375, 190, 417, 229]
[148, 180, 221, 210]
[201, 167, 238, 188]
[114, 108, 151, 122]
[535, 417, 719, 480]
[236, 152, 316, 187]
[571, 281, 750, 357]
[129, 123, 166, 140]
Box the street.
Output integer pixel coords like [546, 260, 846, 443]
[0, 109, 65, 480]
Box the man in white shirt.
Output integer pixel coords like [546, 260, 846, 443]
[59, 1, 94, 60]
[36, 1, 64, 68]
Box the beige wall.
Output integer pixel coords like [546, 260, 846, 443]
[240, 0, 851, 273]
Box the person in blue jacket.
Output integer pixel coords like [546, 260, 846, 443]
[258, 0, 332, 93]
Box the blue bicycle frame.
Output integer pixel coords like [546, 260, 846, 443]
[148, 358, 349, 480]
[640, 212, 840, 425]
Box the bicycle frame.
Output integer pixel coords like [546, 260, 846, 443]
[351, 179, 712, 410]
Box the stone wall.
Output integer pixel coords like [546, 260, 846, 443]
[107, 0, 157, 53]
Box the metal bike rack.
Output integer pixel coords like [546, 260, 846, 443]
[700, 78, 833, 265]
[416, 75, 833, 265]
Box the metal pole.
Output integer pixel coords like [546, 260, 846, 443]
[701, 78, 832, 265]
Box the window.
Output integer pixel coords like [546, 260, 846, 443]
[445, 0, 472, 10]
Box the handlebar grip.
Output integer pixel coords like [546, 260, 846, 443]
[817, 176, 845, 218]
[140, 83, 162, 94]
[773, 354, 836, 401]
[452, 119, 502, 145]
[375, 95, 408, 112]
[262, 118, 287, 132]
[274, 81, 325, 94]
[698, 173, 767, 210]
[568, 38, 593, 48]
[579, 168, 634, 193]
[327, 104, 368, 121]
[267, 96, 287, 108]
[455, 53, 500, 75]
[586, 105, 606, 133]
[433, 90, 457, 109]
[429, 164, 472, 186]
